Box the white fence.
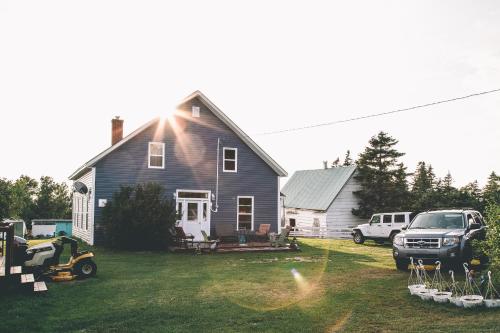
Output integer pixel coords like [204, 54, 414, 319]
[289, 225, 355, 239]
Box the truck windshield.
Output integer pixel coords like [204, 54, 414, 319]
[409, 213, 464, 229]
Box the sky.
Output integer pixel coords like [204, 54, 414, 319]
[0, 0, 499, 188]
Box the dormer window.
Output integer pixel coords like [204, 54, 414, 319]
[148, 142, 165, 169]
[192, 106, 200, 118]
[223, 147, 237, 172]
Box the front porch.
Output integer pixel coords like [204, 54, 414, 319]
[169, 242, 297, 254]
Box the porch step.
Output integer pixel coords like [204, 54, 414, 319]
[21, 273, 35, 284]
[0, 266, 22, 277]
[34, 281, 48, 292]
[10, 266, 22, 274]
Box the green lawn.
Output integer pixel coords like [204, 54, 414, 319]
[1, 239, 499, 332]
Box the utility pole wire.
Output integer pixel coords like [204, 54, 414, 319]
[257, 88, 500, 136]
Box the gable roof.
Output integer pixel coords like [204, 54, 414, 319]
[281, 165, 356, 211]
[69, 91, 287, 180]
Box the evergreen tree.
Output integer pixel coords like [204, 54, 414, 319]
[343, 150, 353, 166]
[483, 171, 500, 204]
[410, 162, 435, 212]
[331, 157, 340, 167]
[352, 132, 409, 218]
[434, 172, 459, 208]
[457, 180, 483, 211]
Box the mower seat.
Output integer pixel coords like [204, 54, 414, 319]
[53, 242, 64, 265]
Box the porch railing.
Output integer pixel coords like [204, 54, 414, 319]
[289, 225, 354, 239]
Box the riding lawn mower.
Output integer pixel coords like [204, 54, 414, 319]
[13, 236, 97, 281]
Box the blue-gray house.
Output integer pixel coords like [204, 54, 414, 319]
[69, 91, 287, 245]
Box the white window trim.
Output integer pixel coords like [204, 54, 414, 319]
[223, 147, 238, 173]
[148, 142, 165, 169]
[237, 196, 254, 231]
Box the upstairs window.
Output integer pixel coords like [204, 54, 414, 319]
[148, 142, 165, 169]
[192, 106, 200, 117]
[223, 147, 237, 172]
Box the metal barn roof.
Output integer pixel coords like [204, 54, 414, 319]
[281, 165, 356, 211]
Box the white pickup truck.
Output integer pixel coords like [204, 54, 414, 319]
[352, 212, 415, 244]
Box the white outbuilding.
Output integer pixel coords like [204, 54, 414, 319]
[281, 165, 366, 238]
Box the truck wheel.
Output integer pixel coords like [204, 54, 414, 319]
[395, 259, 408, 271]
[74, 259, 97, 279]
[353, 231, 365, 244]
[389, 232, 399, 243]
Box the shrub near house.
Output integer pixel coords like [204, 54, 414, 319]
[102, 183, 177, 250]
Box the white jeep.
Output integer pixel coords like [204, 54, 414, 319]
[352, 212, 415, 244]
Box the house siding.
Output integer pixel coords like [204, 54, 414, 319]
[72, 168, 95, 245]
[285, 208, 327, 230]
[92, 97, 279, 244]
[325, 174, 366, 229]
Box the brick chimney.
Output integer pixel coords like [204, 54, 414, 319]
[111, 116, 124, 145]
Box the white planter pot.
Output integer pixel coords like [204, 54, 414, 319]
[460, 295, 484, 308]
[433, 291, 452, 303]
[484, 299, 500, 308]
[408, 284, 426, 295]
[418, 289, 438, 301]
[449, 296, 463, 307]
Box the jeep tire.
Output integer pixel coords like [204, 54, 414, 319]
[353, 231, 365, 244]
[389, 231, 399, 243]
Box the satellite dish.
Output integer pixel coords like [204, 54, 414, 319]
[73, 181, 88, 195]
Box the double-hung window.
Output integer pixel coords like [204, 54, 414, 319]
[223, 147, 237, 172]
[237, 196, 253, 230]
[148, 142, 165, 169]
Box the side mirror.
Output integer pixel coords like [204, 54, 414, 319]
[469, 223, 480, 230]
[401, 226, 408, 230]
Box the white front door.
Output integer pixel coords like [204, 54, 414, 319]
[176, 190, 210, 241]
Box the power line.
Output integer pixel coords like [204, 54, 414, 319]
[257, 88, 500, 135]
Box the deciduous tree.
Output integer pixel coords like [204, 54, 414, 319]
[0, 178, 12, 220]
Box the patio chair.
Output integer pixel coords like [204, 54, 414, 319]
[271, 226, 292, 248]
[200, 230, 218, 251]
[253, 224, 271, 242]
[170, 226, 195, 249]
[215, 222, 238, 243]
